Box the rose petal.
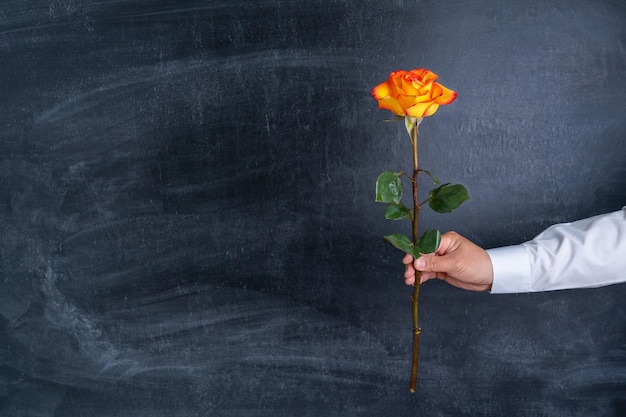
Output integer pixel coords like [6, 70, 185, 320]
[397, 74, 418, 95]
[411, 92, 431, 104]
[394, 94, 414, 109]
[390, 70, 408, 78]
[421, 103, 440, 117]
[433, 83, 457, 104]
[372, 82, 391, 100]
[410, 69, 437, 84]
[377, 96, 406, 116]
[406, 102, 439, 118]
[389, 70, 407, 90]
[416, 82, 435, 100]
[430, 83, 443, 98]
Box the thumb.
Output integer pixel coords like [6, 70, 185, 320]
[415, 253, 453, 275]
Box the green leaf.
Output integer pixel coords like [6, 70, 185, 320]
[383, 234, 421, 258]
[375, 171, 403, 204]
[416, 229, 442, 254]
[429, 183, 470, 213]
[384, 203, 409, 220]
[381, 115, 405, 123]
[383, 230, 441, 258]
[419, 169, 440, 185]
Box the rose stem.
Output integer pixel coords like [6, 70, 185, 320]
[409, 120, 421, 393]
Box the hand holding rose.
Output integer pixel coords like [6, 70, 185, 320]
[402, 231, 494, 292]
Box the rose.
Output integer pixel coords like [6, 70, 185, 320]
[372, 68, 457, 118]
[372, 67, 464, 392]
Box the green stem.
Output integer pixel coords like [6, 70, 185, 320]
[409, 120, 422, 393]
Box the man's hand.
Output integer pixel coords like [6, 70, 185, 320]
[402, 231, 494, 292]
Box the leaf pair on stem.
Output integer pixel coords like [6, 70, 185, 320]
[375, 170, 469, 258]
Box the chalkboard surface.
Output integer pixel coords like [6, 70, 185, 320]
[1, 1, 625, 416]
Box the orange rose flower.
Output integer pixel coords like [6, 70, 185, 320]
[372, 68, 457, 118]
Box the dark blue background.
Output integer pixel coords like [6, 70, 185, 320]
[1, 1, 625, 416]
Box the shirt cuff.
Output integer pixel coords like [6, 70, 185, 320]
[487, 245, 532, 294]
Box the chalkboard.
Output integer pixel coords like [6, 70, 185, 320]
[1, 1, 625, 416]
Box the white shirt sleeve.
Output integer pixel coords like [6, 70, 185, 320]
[488, 208, 626, 293]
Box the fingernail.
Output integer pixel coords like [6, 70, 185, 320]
[416, 259, 426, 269]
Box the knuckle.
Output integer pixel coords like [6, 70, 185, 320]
[427, 256, 438, 272]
